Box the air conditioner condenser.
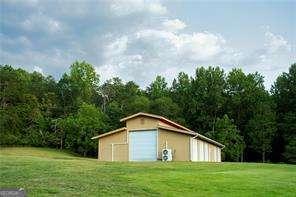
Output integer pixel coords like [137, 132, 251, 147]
[162, 149, 172, 161]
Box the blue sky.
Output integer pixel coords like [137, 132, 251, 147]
[1, 0, 295, 89]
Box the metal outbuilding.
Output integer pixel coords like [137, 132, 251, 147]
[92, 112, 224, 161]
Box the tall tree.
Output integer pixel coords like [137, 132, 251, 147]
[171, 72, 192, 126]
[246, 96, 276, 162]
[189, 66, 226, 133]
[150, 97, 182, 123]
[226, 69, 264, 132]
[57, 73, 75, 114]
[126, 96, 150, 115]
[147, 76, 169, 99]
[58, 103, 107, 156]
[272, 63, 296, 163]
[68, 61, 99, 104]
[206, 115, 244, 161]
[147, 75, 182, 122]
[226, 69, 268, 161]
[98, 77, 125, 112]
[0, 65, 58, 147]
[75, 103, 107, 156]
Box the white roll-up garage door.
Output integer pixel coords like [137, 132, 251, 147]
[129, 130, 157, 161]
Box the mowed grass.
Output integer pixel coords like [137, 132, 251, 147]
[0, 147, 295, 197]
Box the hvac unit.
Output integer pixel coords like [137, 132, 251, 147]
[162, 149, 172, 161]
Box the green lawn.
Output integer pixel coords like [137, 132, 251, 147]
[0, 147, 295, 196]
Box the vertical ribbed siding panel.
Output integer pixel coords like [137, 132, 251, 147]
[204, 143, 209, 161]
[218, 148, 221, 162]
[190, 138, 198, 161]
[199, 140, 204, 161]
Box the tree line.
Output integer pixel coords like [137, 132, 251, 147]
[0, 62, 295, 163]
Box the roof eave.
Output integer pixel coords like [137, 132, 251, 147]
[157, 125, 196, 136]
[158, 125, 224, 148]
[195, 134, 225, 148]
[91, 127, 127, 139]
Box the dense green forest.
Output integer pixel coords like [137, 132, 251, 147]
[0, 62, 295, 163]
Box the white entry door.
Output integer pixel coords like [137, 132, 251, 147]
[129, 130, 157, 161]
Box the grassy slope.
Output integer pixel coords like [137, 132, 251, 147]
[0, 147, 295, 197]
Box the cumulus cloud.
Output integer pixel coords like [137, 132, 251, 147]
[103, 36, 129, 58]
[21, 12, 62, 33]
[0, 34, 32, 49]
[97, 28, 240, 86]
[264, 31, 291, 53]
[258, 30, 293, 67]
[162, 19, 186, 32]
[33, 66, 44, 75]
[234, 29, 294, 88]
[147, 2, 167, 15]
[178, 32, 226, 61]
[134, 29, 229, 61]
[0, 1, 293, 89]
[110, 0, 167, 16]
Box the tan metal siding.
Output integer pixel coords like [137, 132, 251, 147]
[113, 144, 128, 161]
[98, 130, 128, 161]
[126, 116, 158, 131]
[157, 120, 178, 130]
[158, 128, 190, 161]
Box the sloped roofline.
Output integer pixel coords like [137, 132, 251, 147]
[91, 127, 126, 139]
[157, 125, 196, 136]
[158, 125, 224, 148]
[195, 133, 225, 148]
[120, 112, 192, 132]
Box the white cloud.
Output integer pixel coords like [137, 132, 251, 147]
[33, 66, 44, 75]
[0, 34, 32, 48]
[103, 36, 129, 58]
[95, 64, 119, 81]
[147, 2, 167, 15]
[0, 47, 77, 80]
[135, 29, 228, 61]
[21, 12, 62, 33]
[1, 1, 293, 90]
[110, 0, 167, 16]
[178, 32, 226, 61]
[97, 54, 143, 82]
[98, 28, 239, 87]
[238, 30, 294, 88]
[264, 31, 291, 53]
[135, 29, 180, 49]
[162, 19, 186, 32]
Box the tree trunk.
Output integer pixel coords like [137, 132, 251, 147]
[60, 137, 63, 150]
[262, 151, 265, 163]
